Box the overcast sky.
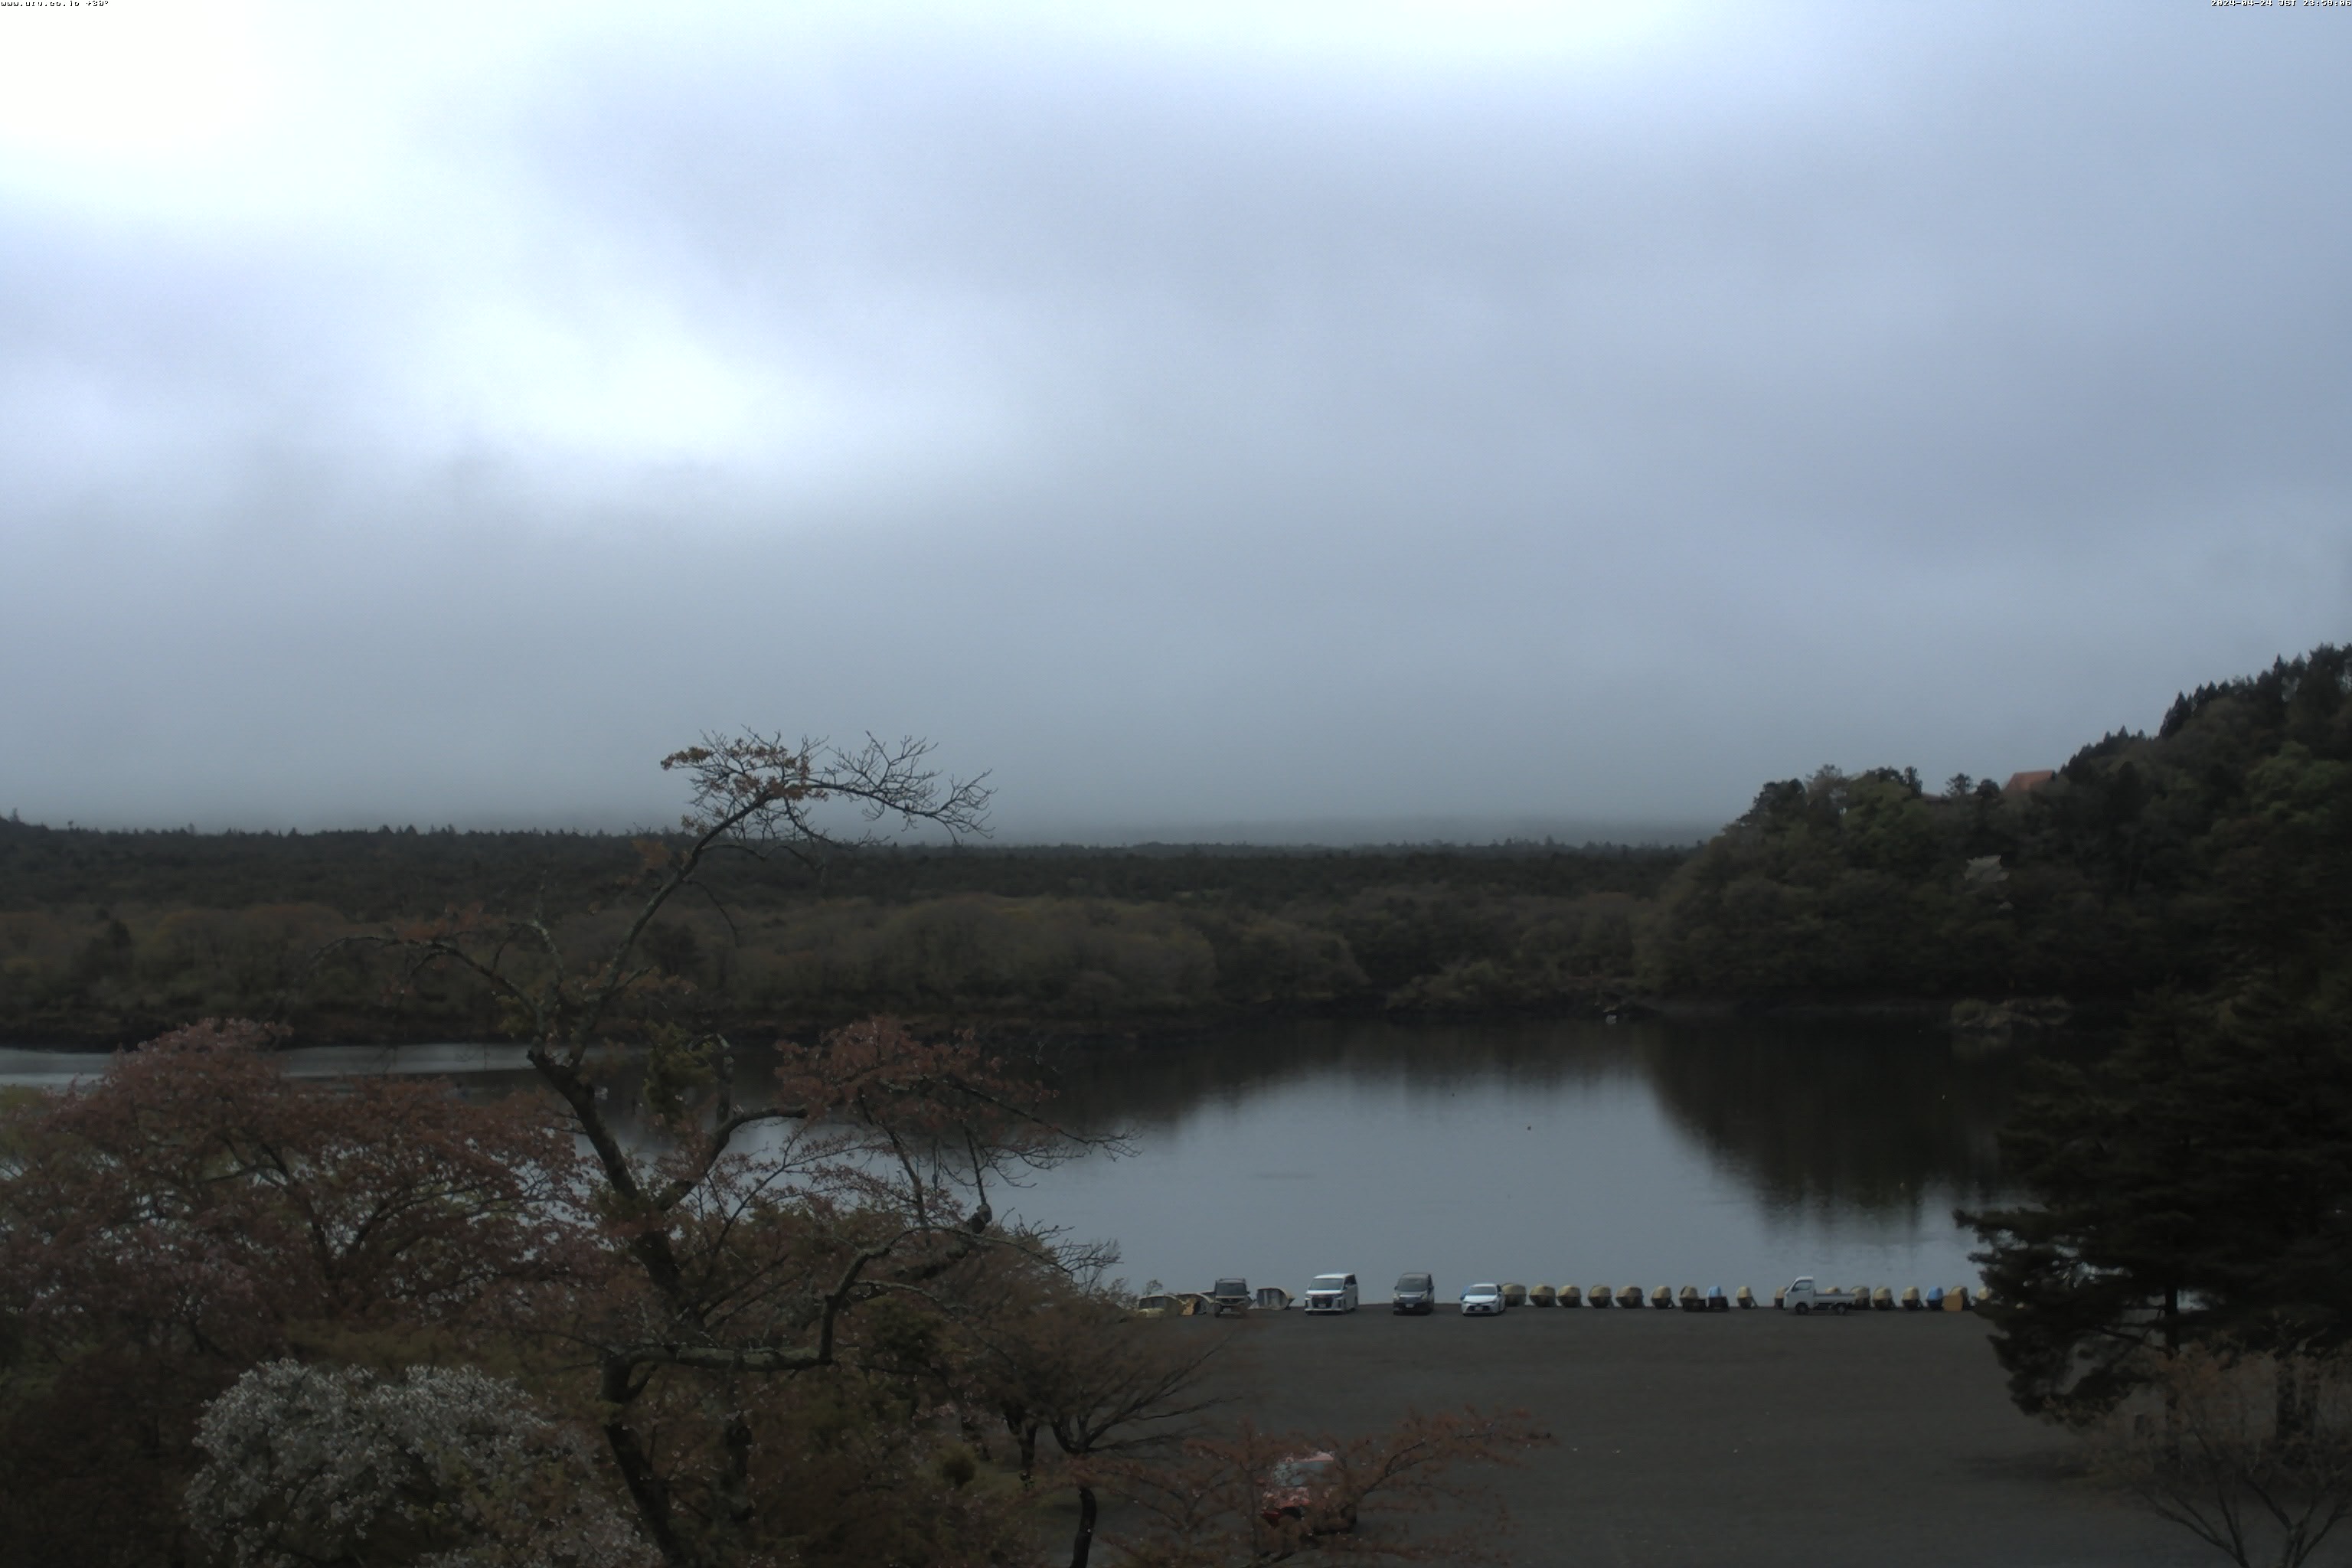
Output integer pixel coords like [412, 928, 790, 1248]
[2, 2, 2346, 842]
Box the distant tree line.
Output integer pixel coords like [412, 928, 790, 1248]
[2, 644, 2346, 1044]
[0, 827, 1684, 1044]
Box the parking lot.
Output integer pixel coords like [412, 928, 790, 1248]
[1089, 1303, 2210, 1566]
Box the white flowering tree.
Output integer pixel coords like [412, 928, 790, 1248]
[188, 1360, 656, 1568]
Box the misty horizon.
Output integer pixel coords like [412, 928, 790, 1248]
[1, 804, 1722, 849]
[4, 4, 2344, 839]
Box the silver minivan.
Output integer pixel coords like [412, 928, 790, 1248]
[1303, 1272, 1360, 1313]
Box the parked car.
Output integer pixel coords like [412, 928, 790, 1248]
[1303, 1273, 1359, 1314]
[1208, 1277, 1252, 1316]
[1392, 1272, 1437, 1315]
[1260, 1450, 1356, 1534]
[1460, 1282, 1505, 1316]
[1132, 1292, 1178, 1318]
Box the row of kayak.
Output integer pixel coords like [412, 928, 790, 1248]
[1139, 1282, 1986, 1315]
[1540, 1282, 1981, 1312]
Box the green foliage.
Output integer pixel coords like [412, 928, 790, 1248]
[1965, 985, 2352, 1423]
[1642, 645, 2352, 1004]
[639, 1027, 720, 1126]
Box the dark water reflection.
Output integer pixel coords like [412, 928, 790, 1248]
[1638, 1020, 2017, 1216]
[1008, 1018, 2047, 1300]
[0, 1019, 2053, 1302]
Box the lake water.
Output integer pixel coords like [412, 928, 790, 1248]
[0, 1017, 2044, 1303]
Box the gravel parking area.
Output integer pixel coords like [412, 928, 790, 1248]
[1119, 1303, 2210, 1566]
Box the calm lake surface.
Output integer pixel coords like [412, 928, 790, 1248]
[0, 1018, 2044, 1302]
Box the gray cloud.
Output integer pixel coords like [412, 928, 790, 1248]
[2, 2, 2346, 839]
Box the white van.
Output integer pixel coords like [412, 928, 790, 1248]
[1303, 1273, 1360, 1314]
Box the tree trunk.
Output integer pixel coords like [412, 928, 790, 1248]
[1068, 1481, 1099, 1568]
[1004, 1406, 1039, 1486]
[718, 1408, 757, 1532]
[601, 1355, 697, 1568]
[2163, 1285, 2184, 1455]
[605, 1415, 697, 1568]
[2276, 1354, 2312, 1451]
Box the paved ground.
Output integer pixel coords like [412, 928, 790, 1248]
[1083, 1304, 2212, 1567]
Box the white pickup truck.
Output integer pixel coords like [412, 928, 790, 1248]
[1782, 1277, 1858, 1316]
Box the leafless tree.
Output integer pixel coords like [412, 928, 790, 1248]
[1086, 1407, 1551, 1567]
[2092, 1344, 2352, 1568]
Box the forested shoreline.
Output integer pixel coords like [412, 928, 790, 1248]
[3, 644, 2346, 1048]
[0, 831, 1687, 1047]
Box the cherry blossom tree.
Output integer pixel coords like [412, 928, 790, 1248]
[354, 735, 1094, 1568]
[0, 1018, 582, 1568]
[188, 1360, 654, 1568]
[946, 1269, 1222, 1568]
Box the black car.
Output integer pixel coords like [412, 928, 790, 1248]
[1391, 1271, 1436, 1315]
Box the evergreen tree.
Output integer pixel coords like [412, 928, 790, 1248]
[1965, 985, 2352, 1423]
